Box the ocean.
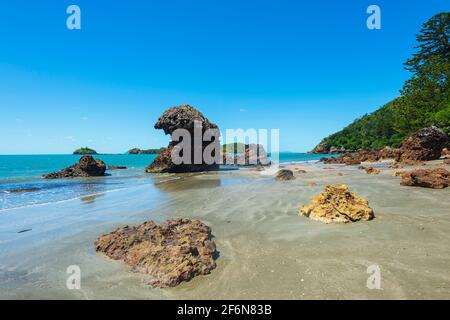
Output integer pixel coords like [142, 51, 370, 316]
[0, 153, 330, 210]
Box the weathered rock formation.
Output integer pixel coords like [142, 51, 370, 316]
[95, 218, 217, 288]
[276, 169, 295, 181]
[442, 148, 450, 158]
[146, 105, 220, 173]
[43, 156, 106, 179]
[390, 159, 426, 169]
[323, 156, 361, 165]
[400, 168, 450, 189]
[396, 126, 449, 162]
[322, 148, 397, 166]
[299, 184, 374, 224]
[444, 158, 450, 165]
[310, 142, 347, 154]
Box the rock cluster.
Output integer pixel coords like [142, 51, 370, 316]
[43, 156, 106, 179]
[400, 168, 450, 189]
[299, 184, 374, 224]
[276, 169, 295, 181]
[146, 105, 220, 173]
[320, 127, 449, 167]
[396, 126, 449, 162]
[222, 144, 271, 166]
[390, 159, 426, 168]
[95, 218, 217, 288]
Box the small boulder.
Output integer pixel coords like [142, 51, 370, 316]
[393, 171, 406, 177]
[400, 168, 450, 189]
[444, 159, 450, 165]
[95, 218, 217, 288]
[276, 169, 295, 181]
[359, 166, 380, 175]
[43, 156, 106, 179]
[390, 159, 426, 169]
[299, 184, 374, 224]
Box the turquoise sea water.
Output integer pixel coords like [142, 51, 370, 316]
[0, 153, 330, 210]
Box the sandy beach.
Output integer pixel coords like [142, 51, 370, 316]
[1, 160, 449, 299]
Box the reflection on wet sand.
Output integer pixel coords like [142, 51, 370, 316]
[80, 193, 105, 204]
[152, 173, 222, 192]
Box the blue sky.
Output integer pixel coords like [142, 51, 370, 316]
[0, 0, 449, 154]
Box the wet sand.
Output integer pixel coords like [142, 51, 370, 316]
[1, 161, 449, 299]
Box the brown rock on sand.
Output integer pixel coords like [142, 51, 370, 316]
[95, 218, 217, 288]
[444, 159, 450, 165]
[400, 168, 450, 189]
[393, 171, 406, 177]
[359, 166, 381, 175]
[397, 126, 449, 162]
[390, 159, 426, 169]
[276, 169, 295, 181]
[299, 184, 374, 224]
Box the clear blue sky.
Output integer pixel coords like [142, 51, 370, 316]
[0, 0, 449, 154]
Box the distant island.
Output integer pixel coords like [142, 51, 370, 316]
[73, 147, 97, 155]
[127, 148, 166, 155]
[312, 13, 449, 153]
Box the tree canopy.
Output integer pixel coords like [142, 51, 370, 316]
[314, 12, 450, 152]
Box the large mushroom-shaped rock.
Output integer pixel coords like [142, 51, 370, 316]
[95, 218, 217, 288]
[146, 105, 220, 173]
[276, 169, 295, 181]
[299, 184, 374, 224]
[397, 126, 449, 162]
[400, 168, 450, 189]
[43, 156, 106, 179]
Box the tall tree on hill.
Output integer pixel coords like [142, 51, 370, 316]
[395, 12, 450, 134]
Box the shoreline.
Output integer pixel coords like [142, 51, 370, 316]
[1, 159, 449, 299]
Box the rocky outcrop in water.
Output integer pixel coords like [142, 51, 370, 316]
[276, 169, 295, 181]
[43, 156, 106, 179]
[73, 147, 97, 155]
[400, 168, 450, 189]
[396, 127, 449, 162]
[299, 184, 374, 224]
[95, 218, 217, 288]
[146, 105, 220, 173]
